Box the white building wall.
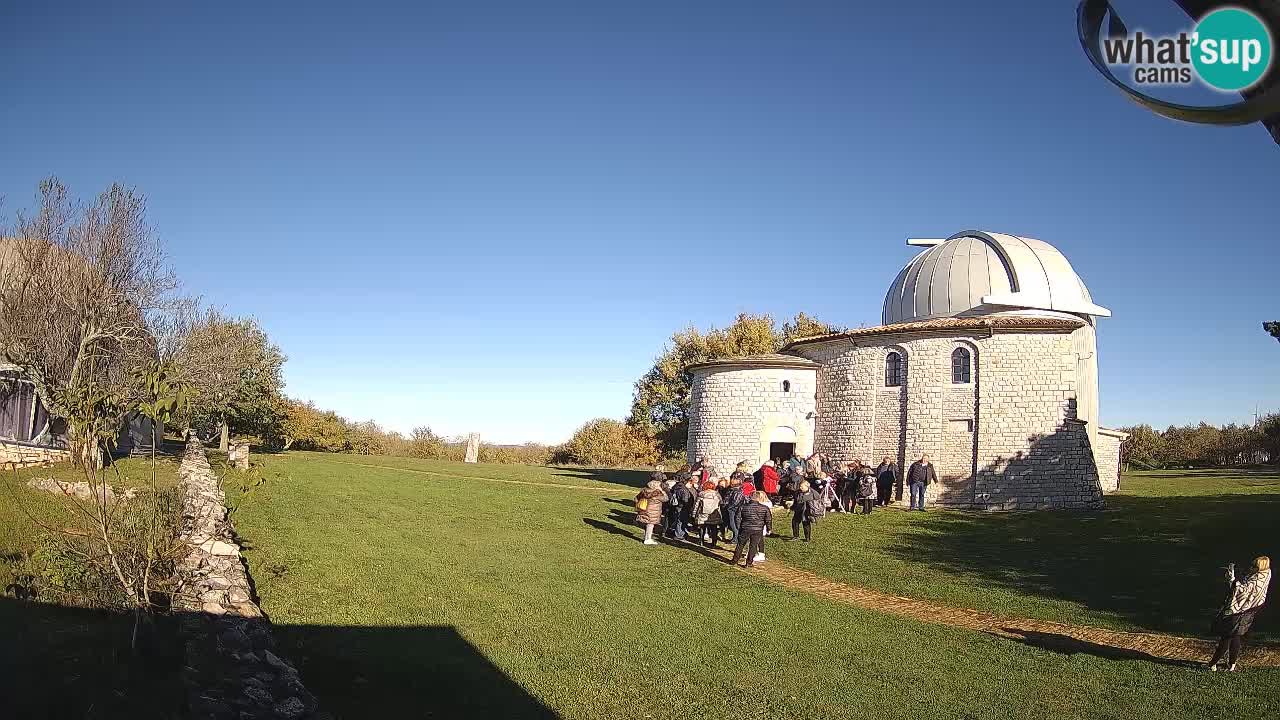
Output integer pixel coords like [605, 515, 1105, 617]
[1096, 429, 1125, 493]
[686, 366, 817, 476]
[790, 326, 1109, 510]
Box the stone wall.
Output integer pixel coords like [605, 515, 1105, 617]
[792, 333, 984, 504]
[970, 330, 1102, 509]
[790, 324, 1109, 510]
[802, 343, 878, 462]
[1096, 428, 1126, 493]
[686, 366, 816, 475]
[174, 438, 327, 720]
[0, 440, 70, 468]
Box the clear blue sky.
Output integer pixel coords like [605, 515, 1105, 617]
[2, 1, 1276, 444]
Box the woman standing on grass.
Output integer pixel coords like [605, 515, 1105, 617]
[692, 481, 723, 548]
[721, 476, 745, 542]
[874, 457, 897, 506]
[840, 461, 863, 513]
[857, 471, 877, 514]
[1207, 556, 1271, 671]
[731, 490, 773, 568]
[635, 478, 668, 546]
[790, 480, 818, 542]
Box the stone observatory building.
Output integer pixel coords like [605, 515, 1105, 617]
[686, 230, 1128, 510]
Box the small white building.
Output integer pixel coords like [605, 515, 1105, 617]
[1, 361, 163, 466]
[686, 231, 1127, 510]
[0, 362, 70, 466]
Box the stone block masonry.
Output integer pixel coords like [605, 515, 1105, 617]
[229, 440, 251, 470]
[687, 366, 817, 475]
[788, 325, 1114, 510]
[0, 440, 71, 468]
[1096, 428, 1125, 493]
[174, 437, 329, 720]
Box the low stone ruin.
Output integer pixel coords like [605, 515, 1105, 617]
[25, 477, 138, 503]
[173, 437, 327, 719]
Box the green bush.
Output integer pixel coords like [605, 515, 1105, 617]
[552, 418, 659, 467]
[22, 486, 181, 609]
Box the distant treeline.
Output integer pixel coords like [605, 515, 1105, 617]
[1119, 415, 1280, 470]
[270, 399, 1280, 472]
[270, 399, 554, 465]
[271, 403, 680, 468]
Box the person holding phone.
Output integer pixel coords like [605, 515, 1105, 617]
[1207, 556, 1271, 671]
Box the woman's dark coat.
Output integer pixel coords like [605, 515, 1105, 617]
[736, 501, 773, 534]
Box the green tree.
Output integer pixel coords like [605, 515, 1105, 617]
[628, 312, 841, 454]
[1260, 413, 1280, 463]
[1161, 422, 1223, 467]
[554, 418, 658, 466]
[274, 397, 348, 451]
[176, 312, 286, 451]
[1264, 321, 1280, 343]
[408, 425, 448, 459]
[780, 312, 838, 345]
[346, 420, 388, 455]
[1118, 424, 1165, 469]
[1218, 423, 1261, 466]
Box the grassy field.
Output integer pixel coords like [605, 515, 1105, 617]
[0, 455, 181, 591]
[0, 453, 186, 719]
[220, 453, 1279, 720]
[766, 467, 1280, 642]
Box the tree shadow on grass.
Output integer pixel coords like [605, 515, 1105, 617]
[548, 466, 651, 489]
[0, 596, 560, 719]
[588, 509, 736, 565]
[881, 484, 1280, 642]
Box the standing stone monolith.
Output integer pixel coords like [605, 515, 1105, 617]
[229, 441, 250, 470]
[464, 433, 480, 464]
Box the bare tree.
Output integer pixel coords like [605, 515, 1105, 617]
[0, 177, 177, 465]
[0, 178, 196, 650]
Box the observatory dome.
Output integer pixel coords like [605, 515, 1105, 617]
[881, 230, 1110, 326]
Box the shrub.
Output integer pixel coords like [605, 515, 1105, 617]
[552, 418, 659, 467]
[25, 486, 181, 610]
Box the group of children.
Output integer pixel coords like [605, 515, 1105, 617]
[632, 454, 904, 567]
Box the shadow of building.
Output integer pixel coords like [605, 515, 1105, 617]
[1, 596, 560, 719]
[937, 418, 1106, 510]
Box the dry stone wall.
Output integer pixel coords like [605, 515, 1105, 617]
[174, 438, 328, 720]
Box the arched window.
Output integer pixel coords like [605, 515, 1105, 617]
[781, 380, 791, 393]
[885, 352, 904, 387]
[951, 347, 971, 384]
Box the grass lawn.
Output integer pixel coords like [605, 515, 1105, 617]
[766, 467, 1280, 642]
[0, 454, 181, 589]
[226, 452, 1280, 720]
[0, 453, 185, 719]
